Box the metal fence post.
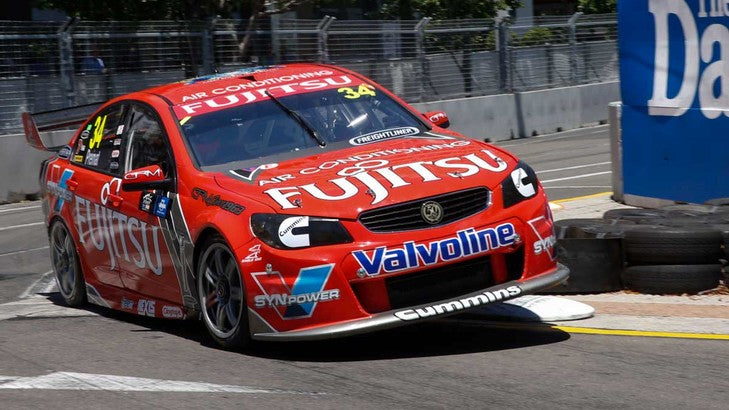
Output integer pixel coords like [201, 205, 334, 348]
[568, 12, 583, 85]
[495, 18, 510, 93]
[201, 18, 216, 75]
[58, 17, 77, 107]
[317, 16, 335, 63]
[414, 17, 431, 103]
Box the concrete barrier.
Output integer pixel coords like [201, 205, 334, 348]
[1, 81, 619, 203]
[413, 80, 619, 141]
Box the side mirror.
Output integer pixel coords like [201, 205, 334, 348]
[424, 111, 450, 129]
[122, 165, 171, 192]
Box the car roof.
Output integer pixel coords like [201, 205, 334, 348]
[144, 63, 351, 107]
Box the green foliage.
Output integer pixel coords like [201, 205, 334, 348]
[514, 27, 552, 46]
[578, 0, 617, 14]
[376, 0, 522, 20]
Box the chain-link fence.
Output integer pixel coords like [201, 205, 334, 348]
[0, 13, 617, 133]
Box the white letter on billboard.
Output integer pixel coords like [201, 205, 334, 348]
[647, 0, 699, 117]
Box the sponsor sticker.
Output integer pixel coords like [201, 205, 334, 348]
[113, 138, 122, 146]
[251, 264, 338, 319]
[121, 297, 134, 310]
[85, 152, 100, 166]
[352, 223, 517, 276]
[57, 145, 72, 159]
[162, 305, 184, 319]
[137, 299, 156, 317]
[348, 126, 420, 145]
[73, 154, 84, 162]
[241, 244, 262, 263]
[394, 285, 523, 321]
[191, 188, 244, 215]
[139, 191, 155, 213]
[111, 149, 120, 158]
[153, 196, 170, 218]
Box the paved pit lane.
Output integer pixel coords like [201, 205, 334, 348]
[2, 127, 727, 408]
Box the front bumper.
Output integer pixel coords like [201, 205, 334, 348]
[251, 262, 569, 341]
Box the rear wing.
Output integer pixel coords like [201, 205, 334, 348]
[22, 102, 104, 151]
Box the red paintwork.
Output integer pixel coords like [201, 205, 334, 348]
[38, 63, 559, 334]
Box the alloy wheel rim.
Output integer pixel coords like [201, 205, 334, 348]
[51, 224, 76, 298]
[199, 244, 244, 339]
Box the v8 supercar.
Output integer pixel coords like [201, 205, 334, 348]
[24, 64, 568, 348]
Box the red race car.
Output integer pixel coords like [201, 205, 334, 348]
[24, 64, 568, 348]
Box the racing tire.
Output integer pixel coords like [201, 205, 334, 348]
[602, 208, 667, 222]
[554, 218, 634, 239]
[659, 204, 720, 218]
[49, 220, 86, 306]
[624, 226, 724, 265]
[622, 264, 721, 294]
[197, 235, 250, 349]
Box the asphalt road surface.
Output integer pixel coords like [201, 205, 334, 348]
[2, 126, 727, 409]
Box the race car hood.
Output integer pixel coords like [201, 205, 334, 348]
[213, 136, 518, 218]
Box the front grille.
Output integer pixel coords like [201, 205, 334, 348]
[359, 187, 490, 232]
[385, 256, 493, 309]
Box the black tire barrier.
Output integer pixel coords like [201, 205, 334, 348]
[543, 237, 623, 294]
[623, 226, 724, 265]
[622, 264, 722, 294]
[659, 204, 721, 218]
[603, 208, 668, 222]
[554, 218, 634, 239]
[704, 197, 729, 206]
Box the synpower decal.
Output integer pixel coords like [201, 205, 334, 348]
[251, 264, 339, 319]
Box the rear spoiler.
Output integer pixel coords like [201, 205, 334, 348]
[22, 102, 104, 151]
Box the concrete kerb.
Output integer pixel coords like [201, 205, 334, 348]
[545, 192, 729, 338]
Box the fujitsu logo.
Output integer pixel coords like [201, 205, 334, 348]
[264, 150, 508, 209]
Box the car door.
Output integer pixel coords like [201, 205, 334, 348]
[115, 102, 183, 306]
[64, 102, 128, 289]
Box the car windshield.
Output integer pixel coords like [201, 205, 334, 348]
[177, 87, 427, 168]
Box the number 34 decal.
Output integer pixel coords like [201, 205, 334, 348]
[338, 84, 376, 99]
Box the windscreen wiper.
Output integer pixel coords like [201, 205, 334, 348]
[264, 90, 326, 147]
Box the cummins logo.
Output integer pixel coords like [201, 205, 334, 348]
[394, 285, 522, 321]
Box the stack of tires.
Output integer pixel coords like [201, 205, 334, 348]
[550, 200, 729, 295]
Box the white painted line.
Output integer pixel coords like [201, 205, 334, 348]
[537, 161, 611, 174]
[19, 270, 54, 299]
[0, 372, 323, 395]
[0, 246, 49, 258]
[539, 171, 612, 184]
[0, 204, 41, 213]
[0, 222, 45, 232]
[497, 125, 609, 147]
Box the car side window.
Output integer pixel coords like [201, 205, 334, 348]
[71, 104, 126, 175]
[126, 105, 172, 175]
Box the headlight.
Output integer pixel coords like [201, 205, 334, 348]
[501, 160, 539, 208]
[250, 214, 353, 250]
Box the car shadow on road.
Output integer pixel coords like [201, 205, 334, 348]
[245, 318, 570, 362]
[39, 292, 570, 362]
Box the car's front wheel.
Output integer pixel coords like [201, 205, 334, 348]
[50, 220, 86, 306]
[197, 236, 249, 349]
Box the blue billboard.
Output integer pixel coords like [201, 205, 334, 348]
[619, 0, 729, 203]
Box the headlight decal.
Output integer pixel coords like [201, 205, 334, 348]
[251, 213, 353, 250]
[502, 161, 539, 208]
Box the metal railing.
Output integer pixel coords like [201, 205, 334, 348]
[0, 13, 617, 133]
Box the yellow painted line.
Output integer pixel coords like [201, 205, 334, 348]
[553, 325, 729, 340]
[179, 116, 191, 125]
[548, 202, 564, 212]
[454, 320, 729, 341]
[551, 191, 613, 204]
